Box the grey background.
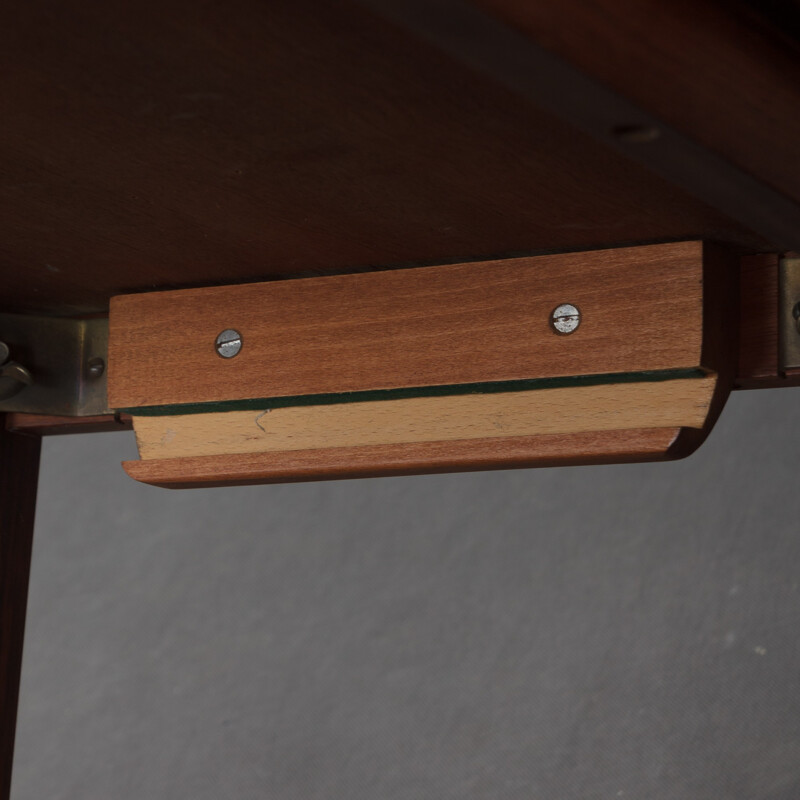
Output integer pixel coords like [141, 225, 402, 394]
[12, 387, 800, 799]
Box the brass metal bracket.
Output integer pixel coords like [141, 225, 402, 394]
[778, 257, 800, 373]
[0, 314, 110, 416]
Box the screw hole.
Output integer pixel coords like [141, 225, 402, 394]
[87, 357, 105, 379]
[612, 124, 661, 144]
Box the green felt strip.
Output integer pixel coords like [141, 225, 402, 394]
[119, 368, 709, 417]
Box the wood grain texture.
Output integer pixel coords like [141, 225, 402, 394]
[0, 419, 41, 800]
[4, 413, 132, 437]
[0, 0, 770, 316]
[109, 242, 706, 410]
[666, 242, 738, 458]
[363, 0, 800, 252]
[123, 427, 680, 488]
[132, 376, 716, 460]
[737, 254, 781, 389]
[479, 0, 800, 205]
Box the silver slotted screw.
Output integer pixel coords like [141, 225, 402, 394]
[550, 304, 581, 335]
[215, 328, 243, 358]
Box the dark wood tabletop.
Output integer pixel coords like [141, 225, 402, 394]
[2, 0, 799, 316]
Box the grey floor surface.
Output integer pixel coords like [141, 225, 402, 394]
[11, 387, 800, 799]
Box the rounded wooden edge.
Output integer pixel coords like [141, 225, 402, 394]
[122, 428, 680, 489]
[668, 241, 738, 460]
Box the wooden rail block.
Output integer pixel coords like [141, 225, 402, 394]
[109, 241, 707, 411]
[132, 377, 716, 461]
[111, 241, 736, 487]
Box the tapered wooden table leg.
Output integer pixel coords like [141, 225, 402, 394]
[0, 419, 41, 800]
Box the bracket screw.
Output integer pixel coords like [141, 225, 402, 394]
[215, 329, 243, 359]
[0, 340, 33, 400]
[551, 304, 581, 335]
[87, 357, 105, 378]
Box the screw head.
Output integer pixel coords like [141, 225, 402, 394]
[215, 329, 243, 359]
[551, 303, 581, 335]
[87, 357, 105, 379]
[0, 361, 33, 401]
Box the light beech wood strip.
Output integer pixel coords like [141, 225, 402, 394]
[132, 375, 716, 461]
[122, 427, 681, 489]
[109, 241, 706, 409]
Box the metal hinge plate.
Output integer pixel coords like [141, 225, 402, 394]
[0, 314, 110, 416]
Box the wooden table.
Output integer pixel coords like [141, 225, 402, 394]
[2, 1, 800, 795]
